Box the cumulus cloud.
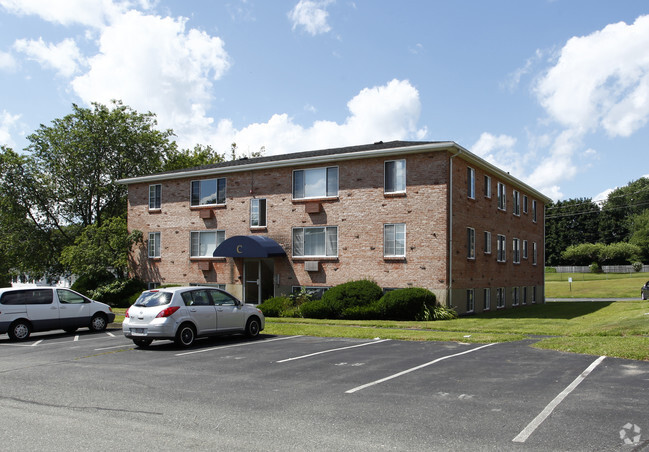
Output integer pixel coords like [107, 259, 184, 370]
[0, 110, 22, 148]
[288, 0, 333, 36]
[0, 0, 130, 28]
[536, 14, 649, 137]
[14, 38, 84, 77]
[206, 79, 427, 155]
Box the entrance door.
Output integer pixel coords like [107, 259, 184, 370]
[243, 259, 275, 304]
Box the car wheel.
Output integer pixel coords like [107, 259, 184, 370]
[245, 317, 260, 338]
[8, 321, 31, 341]
[89, 314, 108, 332]
[133, 338, 153, 348]
[64, 327, 78, 333]
[175, 323, 196, 347]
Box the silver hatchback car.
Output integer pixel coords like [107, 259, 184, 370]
[123, 286, 265, 347]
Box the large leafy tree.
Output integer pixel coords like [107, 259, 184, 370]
[629, 209, 649, 261]
[544, 198, 600, 265]
[598, 177, 649, 245]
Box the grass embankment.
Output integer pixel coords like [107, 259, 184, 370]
[545, 271, 648, 298]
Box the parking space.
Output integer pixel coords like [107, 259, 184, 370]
[0, 330, 647, 450]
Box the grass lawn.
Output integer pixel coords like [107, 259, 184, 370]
[545, 271, 648, 298]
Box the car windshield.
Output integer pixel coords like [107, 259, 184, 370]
[134, 291, 172, 307]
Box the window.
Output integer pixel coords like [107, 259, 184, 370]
[513, 190, 520, 216]
[532, 200, 538, 222]
[513, 238, 520, 264]
[484, 175, 491, 198]
[0, 289, 52, 305]
[484, 231, 492, 254]
[466, 289, 475, 313]
[467, 167, 475, 199]
[484, 288, 491, 310]
[250, 198, 267, 228]
[523, 287, 528, 305]
[467, 228, 475, 259]
[497, 183, 506, 210]
[532, 242, 538, 265]
[209, 289, 239, 306]
[149, 184, 161, 210]
[148, 232, 161, 258]
[191, 178, 226, 206]
[292, 286, 329, 300]
[512, 287, 520, 306]
[496, 288, 505, 308]
[532, 286, 537, 304]
[293, 226, 338, 257]
[384, 223, 406, 257]
[523, 240, 528, 259]
[497, 235, 506, 262]
[190, 230, 225, 257]
[384, 160, 406, 194]
[293, 167, 338, 199]
[523, 195, 528, 213]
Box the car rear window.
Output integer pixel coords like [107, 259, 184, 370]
[0, 289, 53, 305]
[134, 291, 172, 307]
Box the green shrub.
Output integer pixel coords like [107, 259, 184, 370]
[300, 299, 334, 319]
[89, 278, 147, 307]
[71, 271, 115, 296]
[317, 279, 383, 319]
[632, 262, 643, 272]
[341, 303, 382, 320]
[258, 296, 292, 317]
[589, 262, 602, 273]
[378, 288, 437, 321]
[429, 304, 458, 320]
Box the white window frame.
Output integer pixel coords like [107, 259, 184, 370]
[384, 159, 406, 194]
[292, 226, 338, 258]
[513, 190, 520, 216]
[484, 288, 491, 311]
[497, 234, 506, 262]
[191, 178, 226, 206]
[384, 223, 406, 257]
[467, 228, 476, 259]
[466, 289, 475, 313]
[467, 167, 475, 199]
[149, 184, 161, 210]
[513, 238, 520, 264]
[497, 183, 506, 210]
[484, 231, 491, 254]
[148, 232, 161, 258]
[484, 175, 491, 198]
[533, 242, 538, 265]
[190, 230, 225, 258]
[293, 167, 338, 199]
[532, 200, 538, 223]
[250, 198, 267, 228]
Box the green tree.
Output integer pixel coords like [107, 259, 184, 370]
[598, 177, 649, 244]
[164, 144, 225, 171]
[629, 209, 649, 262]
[545, 198, 600, 265]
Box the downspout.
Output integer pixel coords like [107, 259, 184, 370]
[448, 148, 461, 308]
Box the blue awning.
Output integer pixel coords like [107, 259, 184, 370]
[213, 235, 286, 258]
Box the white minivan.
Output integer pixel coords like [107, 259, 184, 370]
[0, 287, 115, 341]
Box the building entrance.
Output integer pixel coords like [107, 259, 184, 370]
[243, 259, 275, 304]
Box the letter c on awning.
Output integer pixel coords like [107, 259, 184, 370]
[213, 235, 286, 258]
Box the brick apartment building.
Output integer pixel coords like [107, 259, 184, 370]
[118, 141, 550, 314]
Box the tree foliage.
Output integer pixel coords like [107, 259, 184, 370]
[598, 177, 649, 245]
[163, 144, 225, 172]
[561, 242, 641, 266]
[545, 198, 600, 266]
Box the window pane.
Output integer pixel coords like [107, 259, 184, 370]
[217, 178, 226, 204]
[384, 224, 395, 255]
[199, 232, 217, 257]
[292, 228, 304, 256]
[304, 168, 326, 198]
[259, 199, 267, 226]
[326, 226, 337, 256]
[304, 227, 325, 255]
[385, 160, 405, 193]
[326, 167, 338, 197]
[202, 179, 217, 205]
[191, 181, 200, 206]
[293, 170, 304, 199]
[394, 224, 405, 255]
[250, 199, 259, 226]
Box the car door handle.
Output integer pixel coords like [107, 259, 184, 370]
[190, 308, 197, 312]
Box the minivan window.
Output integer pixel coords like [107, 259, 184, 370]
[0, 289, 53, 305]
[134, 291, 172, 307]
[57, 289, 87, 304]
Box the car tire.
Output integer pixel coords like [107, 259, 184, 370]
[133, 338, 153, 348]
[245, 317, 260, 338]
[8, 320, 31, 341]
[175, 323, 196, 347]
[64, 327, 78, 334]
[89, 314, 108, 332]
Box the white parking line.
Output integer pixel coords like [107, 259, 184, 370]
[346, 342, 497, 394]
[512, 355, 606, 443]
[74, 335, 79, 342]
[95, 344, 134, 351]
[277, 339, 390, 363]
[106, 332, 115, 337]
[175, 335, 304, 356]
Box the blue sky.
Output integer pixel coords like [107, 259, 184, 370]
[1, 0, 649, 201]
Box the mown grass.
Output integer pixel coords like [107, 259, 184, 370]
[545, 272, 648, 298]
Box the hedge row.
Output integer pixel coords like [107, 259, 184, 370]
[258, 280, 457, 321]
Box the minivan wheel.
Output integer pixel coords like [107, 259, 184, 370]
[89, 314, 108, 332]
[245, 317, 260, 338]
[8, 321, 31, 341]
[175, 324, 196, 347]
[133, 338, 153, 348]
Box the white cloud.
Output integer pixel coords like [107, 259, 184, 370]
[205, 79, 426, 155]
[471, 132, 523, 176]
[288, 0, 333, 36]
[0, 0, 131, 28]
[0, 50, 17, 71]
[71, 10, 230, 145]
[535, 14, 649, 137]
[13, 38, 84, 77]
[0, 110, 22, 148]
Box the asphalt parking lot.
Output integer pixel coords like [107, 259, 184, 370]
[0, 329, 647, 451]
